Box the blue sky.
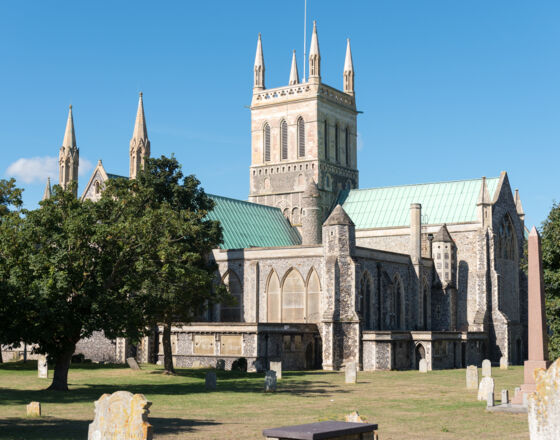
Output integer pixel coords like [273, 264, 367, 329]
[1, 1, 558, 228]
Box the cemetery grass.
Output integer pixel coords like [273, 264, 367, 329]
[0, 362, 528, 440]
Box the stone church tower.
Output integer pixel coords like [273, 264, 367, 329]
[248, 22, 359, 226]
[58, 105, 79, 196]
[129, 92, 150, 179]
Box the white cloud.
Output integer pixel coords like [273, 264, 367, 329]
[6, 156, 93, 184]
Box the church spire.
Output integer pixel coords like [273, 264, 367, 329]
[254, 33, 265, 90]
[42, 177, 51, 201]
[130, 92, 151, 179]
[308, 21, 321, 83]
[343, 39, 354, 96]
[58, 105, 79, 197]
[289, 50, 299, 85]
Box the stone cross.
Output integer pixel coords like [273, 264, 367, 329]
[500, 356, 508, 370]
[466, 365, 478, 390]
[512, 227, 551, 405]
[501, 389, 509, 405]
[528, 357, 560, 440]
[205, 371, 217, 391]
[38, 356, 48, 379]
[345, 361, 357, 384]
[88, 391, 153, 440]
[418, 359, 428, 373]
[477, 376, 494, 401]
[481, 359, 492, 377]
[264, 370, 277, 393]
[26, 402, 41, 417]
[269, 360, 282, 380]
[127, 357, 141, 370]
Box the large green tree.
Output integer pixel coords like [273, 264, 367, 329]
[104, 156, 224, 374]
[541, 202, 560, 359]
[1, 183, 145, 390]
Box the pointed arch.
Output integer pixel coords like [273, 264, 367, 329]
[297, 117, 305, 157]
[335, 124, 340, 163]
[306, 268, 321, 323]
[359, 271, 374, 330]
[280, 119, 288, 160]
[266, 270, 281, 322]
[220, 270, 243, 322]
[281, 268, 305, 322]
[345, 127, 350, 166]
[323, 120, 329, 160]
[422, 276, 430, 330]
[497, 213, 517, 260]
[392, 274, 405, 330]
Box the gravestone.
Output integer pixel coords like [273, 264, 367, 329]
[88, 391, 153, 440]
[528, 357, 560, 440]
[264, 370, 277, 393]
[127, 357, 140, 370]
[487, 391, 494, 407]
[38, 356, 48, 379]
[500, 356, 508, 370]
[26, 402, 41, 417]
[345, 411, 366, 423]
[501, 389, 509, 404]
[345, 362, 357, 384]
[269, 360, 282, 380]
[477, 376, 494, 401]
[205, 371, 216, 391]
[419, 359, 428, 373]
[482, 359, 492, 377]
[466, 365, 478, 390]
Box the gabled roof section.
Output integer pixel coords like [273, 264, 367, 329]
[338, 177, 500, 229]
[206, 195, 301, 249]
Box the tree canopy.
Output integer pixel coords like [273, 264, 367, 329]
[542, 202, 560, 359]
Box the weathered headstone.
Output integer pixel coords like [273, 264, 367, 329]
[345, 361, 357, 384]
[269, 360, 282, 380]
[512, 227, 552, 405]
[528, 357, 560, 440]
[38, 356, 48, 379]
[205, 371, 216, 391]
[264, 370, 277, 393]
[126, 357, 140, 370]
[419, 358, 428, 373]
[345, 411, 366, 423]
[482, 359, 492, 377]
[216, 359, 225, 370]
[466, 365, 479, 390]
[486, 391, 494, 408]
[500, 356, 508, 370]
[514, 386, 521, 396]
[26, 402, 41, 417]
[88, 391, 153, 440]
[477, 376, 494, 401]
[501, 389, 509, 404]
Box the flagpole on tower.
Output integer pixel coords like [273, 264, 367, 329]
[303, 0, 307, 82]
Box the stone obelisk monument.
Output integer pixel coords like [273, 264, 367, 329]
[512, 226, 551, 405]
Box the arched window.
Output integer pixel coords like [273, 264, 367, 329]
[94, 181, 100, 195]
[324, 120, 329, 160]
[345, 128, 350, 166]
[497, 214, 516, 260]
[220, 271, 243, 322]
[422, 278, 430, 330]
[335, 124, 340, 163]
[136, 147, 142, 173]
[281, 120, 288, 160]
[267, 270, 281, 322]
[263, 123, 271, 162]
[307, 269, 321, 323]
[297, 117, 305, 157]
[392, 275, 404, 330]
[360, 272, 373, 330]
[291, 207, 300, 225]
[282, 269, 305, 322]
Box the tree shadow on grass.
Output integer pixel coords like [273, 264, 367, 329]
[0, 417, 218, 440]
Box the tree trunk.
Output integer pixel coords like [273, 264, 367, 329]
[47, 345, 75, 391]
[162, 322, 175, 374]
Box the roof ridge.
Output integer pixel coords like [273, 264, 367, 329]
[351, 176, 500, 192]
[208, 193, 284, 212]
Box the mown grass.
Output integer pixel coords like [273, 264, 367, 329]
[0, 362, 528, 439]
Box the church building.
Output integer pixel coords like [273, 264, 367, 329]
[45, 22, 527, 371]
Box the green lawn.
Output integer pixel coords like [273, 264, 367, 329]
[0, 362, 528, 439]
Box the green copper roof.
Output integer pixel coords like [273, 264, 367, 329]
[338, 177, 500, 229]
[207, 195, 301, 249]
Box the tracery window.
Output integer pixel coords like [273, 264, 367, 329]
[360, 272, 373, 330]
[220, 271, 243, 322]
[392, 275, 404, 330]
[281, 120, 288, 160]
[297, 117, 305, 157]
[496, 214, 516, 260]
[335, 124, 340, 163]
[263, 123, 271, 162]
[345, 128, 350, 166]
